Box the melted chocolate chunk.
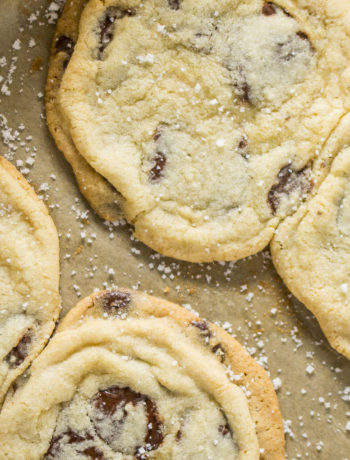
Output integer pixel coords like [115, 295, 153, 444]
[45, 429, 96, 459]
[238, 137, 248, 150]
[81, 446, 105, 460]
[268, 164, 311, 214]
[92, 387, 163, 455]
[149, 152, 167, 181]
[55, 35, 75, 56]
[154, 129, 162, 142]
[219, 422, 232, 437]
[212, 343, 226, 362]
[191, 320, 212, 338]
[150, 126, 167, 181]
[100, 290, 131, 313]
[296, 30, 313, 50]
[262, 2, 291, 17]
[168, 0, 181, 10]
[238, 136, 250, 160]
[98, 7, 135, 58]
[262, 2, 276, 15]
[296, 31, 308, 40]
[175, 429, 182, 441]
[55, 36, 75, 69]
[5, 332, 32, 368]
[230, 64, 252, 103]
[218, 412, 233, 438]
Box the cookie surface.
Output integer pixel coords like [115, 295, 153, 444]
[0, 288, 284, 459]
[45, 0, 124, 221]
[271, 124, 350, 359]
[0, 157, 60, 404]
[58, 0, 350, 261]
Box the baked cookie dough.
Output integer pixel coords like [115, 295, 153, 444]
[46, 0, 124, 221]
[0, 288, 284, 459]
[271, 126, 350, 359]
[0, 157, 60, 404]
[57, 0, 350, 261]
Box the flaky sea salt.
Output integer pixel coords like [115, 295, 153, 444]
[273, 377, 282, 391]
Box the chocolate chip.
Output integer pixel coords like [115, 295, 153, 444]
[98, 7, 135, 59]
[92, 387, 163, 456]
[238, 137, 248, 150]
[191, 320, 212, 338]
[296, 31, 308, 40]
[262, 2, 276, 15]
[262, 2, 291, 17]
[5, 332, 32, 368]
[296, 30, 313, 50]
[100, 290, 131, 313]
[212, 343, 226, 362]
[55, 35, 75, 69]
[175, 429, 182, 441]
[168, 0, 181, 10]
[150, 126, 167, 181]
[153, 130, 162, 142]
[45, 429, 95, 459]
[149, 152, 167, 181]
[81, 446, 105, 460]
[268, 164, 311, 214]
[230, 66, 252, 103]
[55, 35, 75, 56]
[219, 422, 232, 437]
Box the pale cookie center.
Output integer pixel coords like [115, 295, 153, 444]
[45, 384, 240, 459]
[218, 5, 313, 106]
[45, 386, 163, 460]
[143, 124, 249, 215]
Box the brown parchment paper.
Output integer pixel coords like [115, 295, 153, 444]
[0, 1, 349, 458]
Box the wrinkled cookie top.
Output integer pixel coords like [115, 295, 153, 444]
[59, 0, 350, 261]
[271, 145, 350, 359]
[44, 384, 238, 459]
[0, 289, 266, 459]
[0, 158, 60, 404]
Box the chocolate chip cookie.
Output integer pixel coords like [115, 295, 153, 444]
[0, 157, 60, 405]
[46, 0, 124, 221]
[0, 289, 284, 459]
[56, 0, 350, 261]
[271, 117, 350, 359]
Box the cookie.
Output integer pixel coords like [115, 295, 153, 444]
[271, 124, 350, 359]
[45, 0, 124, 221]
[0, 157, 60, 404]
[0, 288, 284, 459]
[57, 0, 350, 262]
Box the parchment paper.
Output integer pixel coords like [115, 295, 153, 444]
[0, 1, 349, 458]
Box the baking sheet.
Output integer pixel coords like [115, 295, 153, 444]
[0, 0, 349, 458]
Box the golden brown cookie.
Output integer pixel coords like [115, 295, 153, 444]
[45, 0, 124, 221]
[0, 157, 60, 405]
[271, 122, 350, 359]
[57, 0, 350, 261]
[0, 288, 284, 459]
